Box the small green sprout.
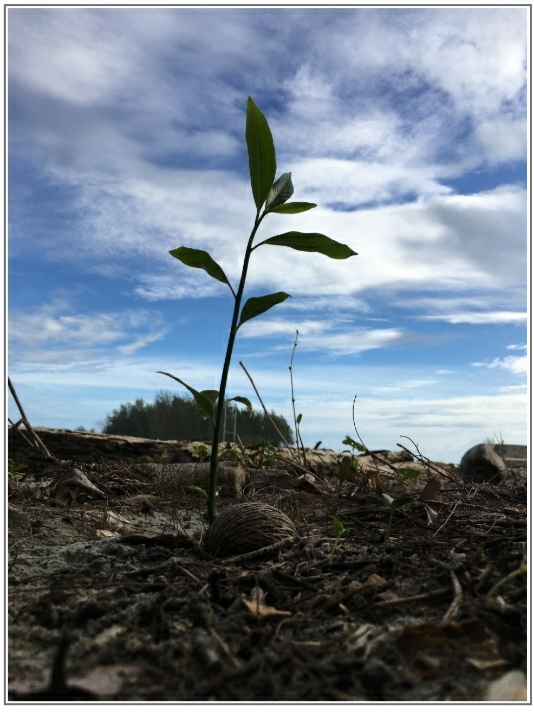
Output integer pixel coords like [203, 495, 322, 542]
[159, 97, 357, 524]
[192, 444, 209, 456]
[486, 552, 527, 599]
[8, 461, 28, 481]
[329, 515, 351, 563]
[380, 467, 421, 559]
[340, 434, 365, 482]
[186, 485, 220, 500]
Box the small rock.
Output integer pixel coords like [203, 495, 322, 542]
[460, 443, 506, 483]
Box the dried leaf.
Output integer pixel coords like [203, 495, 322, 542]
[242, 598, 291, 619]
[242, 586, 291, 618]
[367, 573, 387, 587]
[55, 468, 105, 504]
[419, 478, 443, 525]
[422, 503, 441, 526]
[419, 477, 442, 502]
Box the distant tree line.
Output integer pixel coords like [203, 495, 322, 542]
[102, 390, 294, 446]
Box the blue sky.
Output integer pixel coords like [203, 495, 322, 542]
[8, 7, 528, 463]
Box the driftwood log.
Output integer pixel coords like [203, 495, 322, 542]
[8, 427, 200, 469]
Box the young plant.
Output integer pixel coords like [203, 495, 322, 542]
[329, 515, 350, 564]
[341, 434, 365, 469]
[380, 467, 421, 559]
[8, 461, 28, 481]
[159, 97, 357, 524]
[486, 552, 527, 600]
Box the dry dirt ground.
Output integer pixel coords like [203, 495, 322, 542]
[7, 433, 528, 702]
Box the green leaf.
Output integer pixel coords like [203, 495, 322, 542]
[342, 436, 366, 452]
[296, 413, 302, 424]
[220, 448, 243, 462]
[330, 515, 349, 536]
[266, 172, 294, 210]
[260, 232, 357, 259]
[390, 495, 414, 510]
[269, 202, 317, 214]
[157, 371, 214, 421]
[200, 390, 220, 404]
[192, 444, 209, 455]
[170, 247, 234, 295]
[382, 493, 394, 506]
[237, 292, 291, 329]
[397, 468, 421, 480]
[246, 97, 276, 210]
[186, 485, 208, 500]
[225, 395, 253, 416]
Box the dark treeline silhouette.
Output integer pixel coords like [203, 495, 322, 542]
[102, 390, 294, 446]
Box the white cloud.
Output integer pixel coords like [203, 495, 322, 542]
[9, 10, 135, 106]
[9, 9, 526, 311]
[237, 317, 412, 356]
[238, 319, 326, 339]
[506, 343, 527, 351]
[473, 355, 528, 375]
[474, 119, 526, 164]
[373, 379, 437, 393]
[421, 311, 527, 325]
[274, 328, 409, 356]
[9, 302, 168, 362]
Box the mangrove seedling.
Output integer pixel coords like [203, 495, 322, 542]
[159, 97, 357, 524]
[329, 515, 350, 564]
[380, 467, 421, 559]
[486, 552, 527, 599]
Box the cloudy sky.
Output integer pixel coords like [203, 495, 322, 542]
[8, 6, 528, 463]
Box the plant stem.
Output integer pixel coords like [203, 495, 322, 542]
[381, 508, 394, 560]
[207, 210, 265, 524]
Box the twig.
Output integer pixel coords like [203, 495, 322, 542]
[397, 436, 463, 486]
[235, 435, 258, 469]
[8, 378, 53, 458]
[271, 452, 329, 483]
[289, 331, 303, 465]
[351, 396, 398, 475]
[213, 536, 297, 565]
[432, 501, 459, 538]
[442, 571, 463, 621]
[239, 361, 295, 453]
[474, 565, 495, 593]
[207, 625, 241, 669]
[371, 586, 451, 608]
[8, 417, 35, 447]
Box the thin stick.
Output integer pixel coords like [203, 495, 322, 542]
[350, 395, 396, 474]
[271, 452, 328, 484]
[371, 586, 451, 608]
[397, 436, 463, 486]
[213, 536, 296, 565]
[289, 331, 305, 465]
[207, 625, 241, 669]
[8, 378, 53, 458]
[442, 571, 463, 622]
[8, 417, 35, 447]
[239, 361, 294, 453]
[432, 501, 459, 538]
